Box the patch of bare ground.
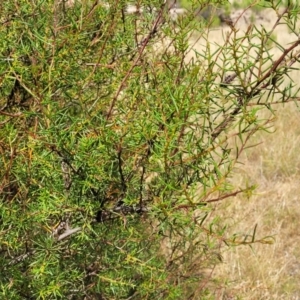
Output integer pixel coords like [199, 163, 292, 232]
[185, 6, 300, 299]
[187, 7, 300, 62]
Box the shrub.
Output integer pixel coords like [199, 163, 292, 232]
[0, 0, 299, 298]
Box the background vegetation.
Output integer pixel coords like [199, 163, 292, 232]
[1, 0, 299, 299]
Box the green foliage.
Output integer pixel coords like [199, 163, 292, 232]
[0, 0, 299, 298]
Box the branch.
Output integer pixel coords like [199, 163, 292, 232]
[57, 227, 82, 241]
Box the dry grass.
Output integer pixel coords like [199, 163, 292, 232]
[183, 6, 300, 299]
[215, 104, 300, 299]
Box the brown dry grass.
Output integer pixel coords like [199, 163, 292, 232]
[215, 104, 300, 299]
[184, 7, 300, 300]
